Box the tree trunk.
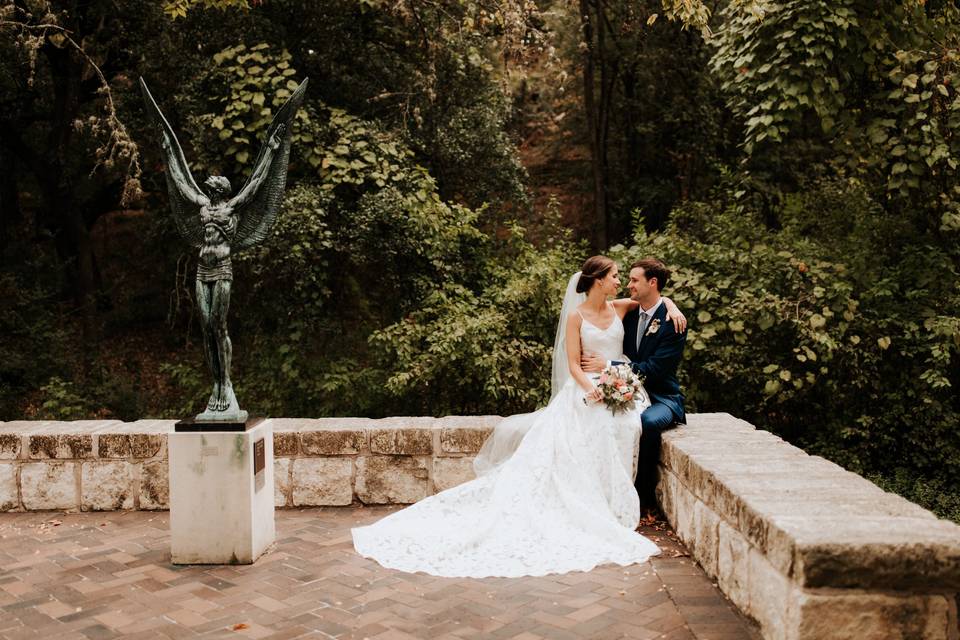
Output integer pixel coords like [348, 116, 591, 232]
[622, 66, 640, 187]
[44, 35, 100, 377]
[597, 13, 618, 243]
[0, 146, 20, 249]
[580, 0, 607, 250]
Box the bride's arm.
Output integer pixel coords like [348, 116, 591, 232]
[611, 298, 639, 319]
[662, 296, 688, 333]
[565, 313, 602, 402]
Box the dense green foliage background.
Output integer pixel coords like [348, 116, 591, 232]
[1, 0, 957, 520]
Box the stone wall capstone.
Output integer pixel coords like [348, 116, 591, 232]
[658, 413, 960, 640]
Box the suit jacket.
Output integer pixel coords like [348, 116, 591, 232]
[620, 302, 686, 424]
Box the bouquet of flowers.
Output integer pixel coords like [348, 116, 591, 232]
[595, 364, 645, 415]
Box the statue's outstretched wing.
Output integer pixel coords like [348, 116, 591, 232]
[139, 78, 208, 248]
[231, 78, 308, 251]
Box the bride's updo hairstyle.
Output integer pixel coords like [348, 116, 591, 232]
[576, 255, 615, 293]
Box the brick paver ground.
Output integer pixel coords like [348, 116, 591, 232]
[0, 507, 760, 640]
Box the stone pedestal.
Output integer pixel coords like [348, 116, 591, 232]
[168, 420, 275, 564]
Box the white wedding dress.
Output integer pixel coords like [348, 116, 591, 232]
[351, 299, 660, 578]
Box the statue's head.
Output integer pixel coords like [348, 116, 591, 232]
[204, 176, 232, 201]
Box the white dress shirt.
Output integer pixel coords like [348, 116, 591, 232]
[635, 297, 663, 352]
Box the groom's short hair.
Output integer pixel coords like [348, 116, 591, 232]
[632, 258, 670, 292]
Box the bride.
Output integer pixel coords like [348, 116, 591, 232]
[352, 255, 685, 578]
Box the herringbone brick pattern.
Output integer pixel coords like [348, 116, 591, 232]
[0, 508, 760, 639]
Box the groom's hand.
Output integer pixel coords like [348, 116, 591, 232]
[581, 352, 605, 373]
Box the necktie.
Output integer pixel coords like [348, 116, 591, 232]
[636, 311, 648, 352]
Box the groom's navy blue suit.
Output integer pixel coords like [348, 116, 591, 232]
[618, 300, 686, 508]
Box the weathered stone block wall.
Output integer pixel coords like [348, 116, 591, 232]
[0, 416, 498, 512]
[0, 420, 170, 511]
[659, 413, 960, 640]
[3, 413, 958, 639]
[269, 416, 496, 507]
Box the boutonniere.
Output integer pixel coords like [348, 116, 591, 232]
[646, 319, 661, 336]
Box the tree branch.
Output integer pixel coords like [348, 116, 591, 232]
[0, 18, 142, 203]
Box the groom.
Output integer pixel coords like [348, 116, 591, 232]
[582, 258, 686, 512]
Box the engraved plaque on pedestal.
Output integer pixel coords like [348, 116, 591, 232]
[254, 438, 265, 475]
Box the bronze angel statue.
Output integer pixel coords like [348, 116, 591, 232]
[140, 77, 308, 422]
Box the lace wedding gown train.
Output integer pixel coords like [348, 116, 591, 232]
[351, 313, 659, 578]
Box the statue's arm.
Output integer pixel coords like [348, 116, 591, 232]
[230, 125, 284, 208]
[161, 134, 209, 207]
[140, 79, 210, 211]
[230, 79, 307, 251]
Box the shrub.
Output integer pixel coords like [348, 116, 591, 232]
[607, 178, 959, 519]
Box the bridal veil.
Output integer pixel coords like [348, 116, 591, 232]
[473, 271, 585, 476]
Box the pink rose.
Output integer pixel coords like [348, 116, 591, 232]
[623, 392, 633, 401]
[598, 374, 608, 384]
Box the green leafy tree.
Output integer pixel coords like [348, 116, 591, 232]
[712, 0, 960, 232]
[0, 1, 147, 367]
[370, 218, 581, 415]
